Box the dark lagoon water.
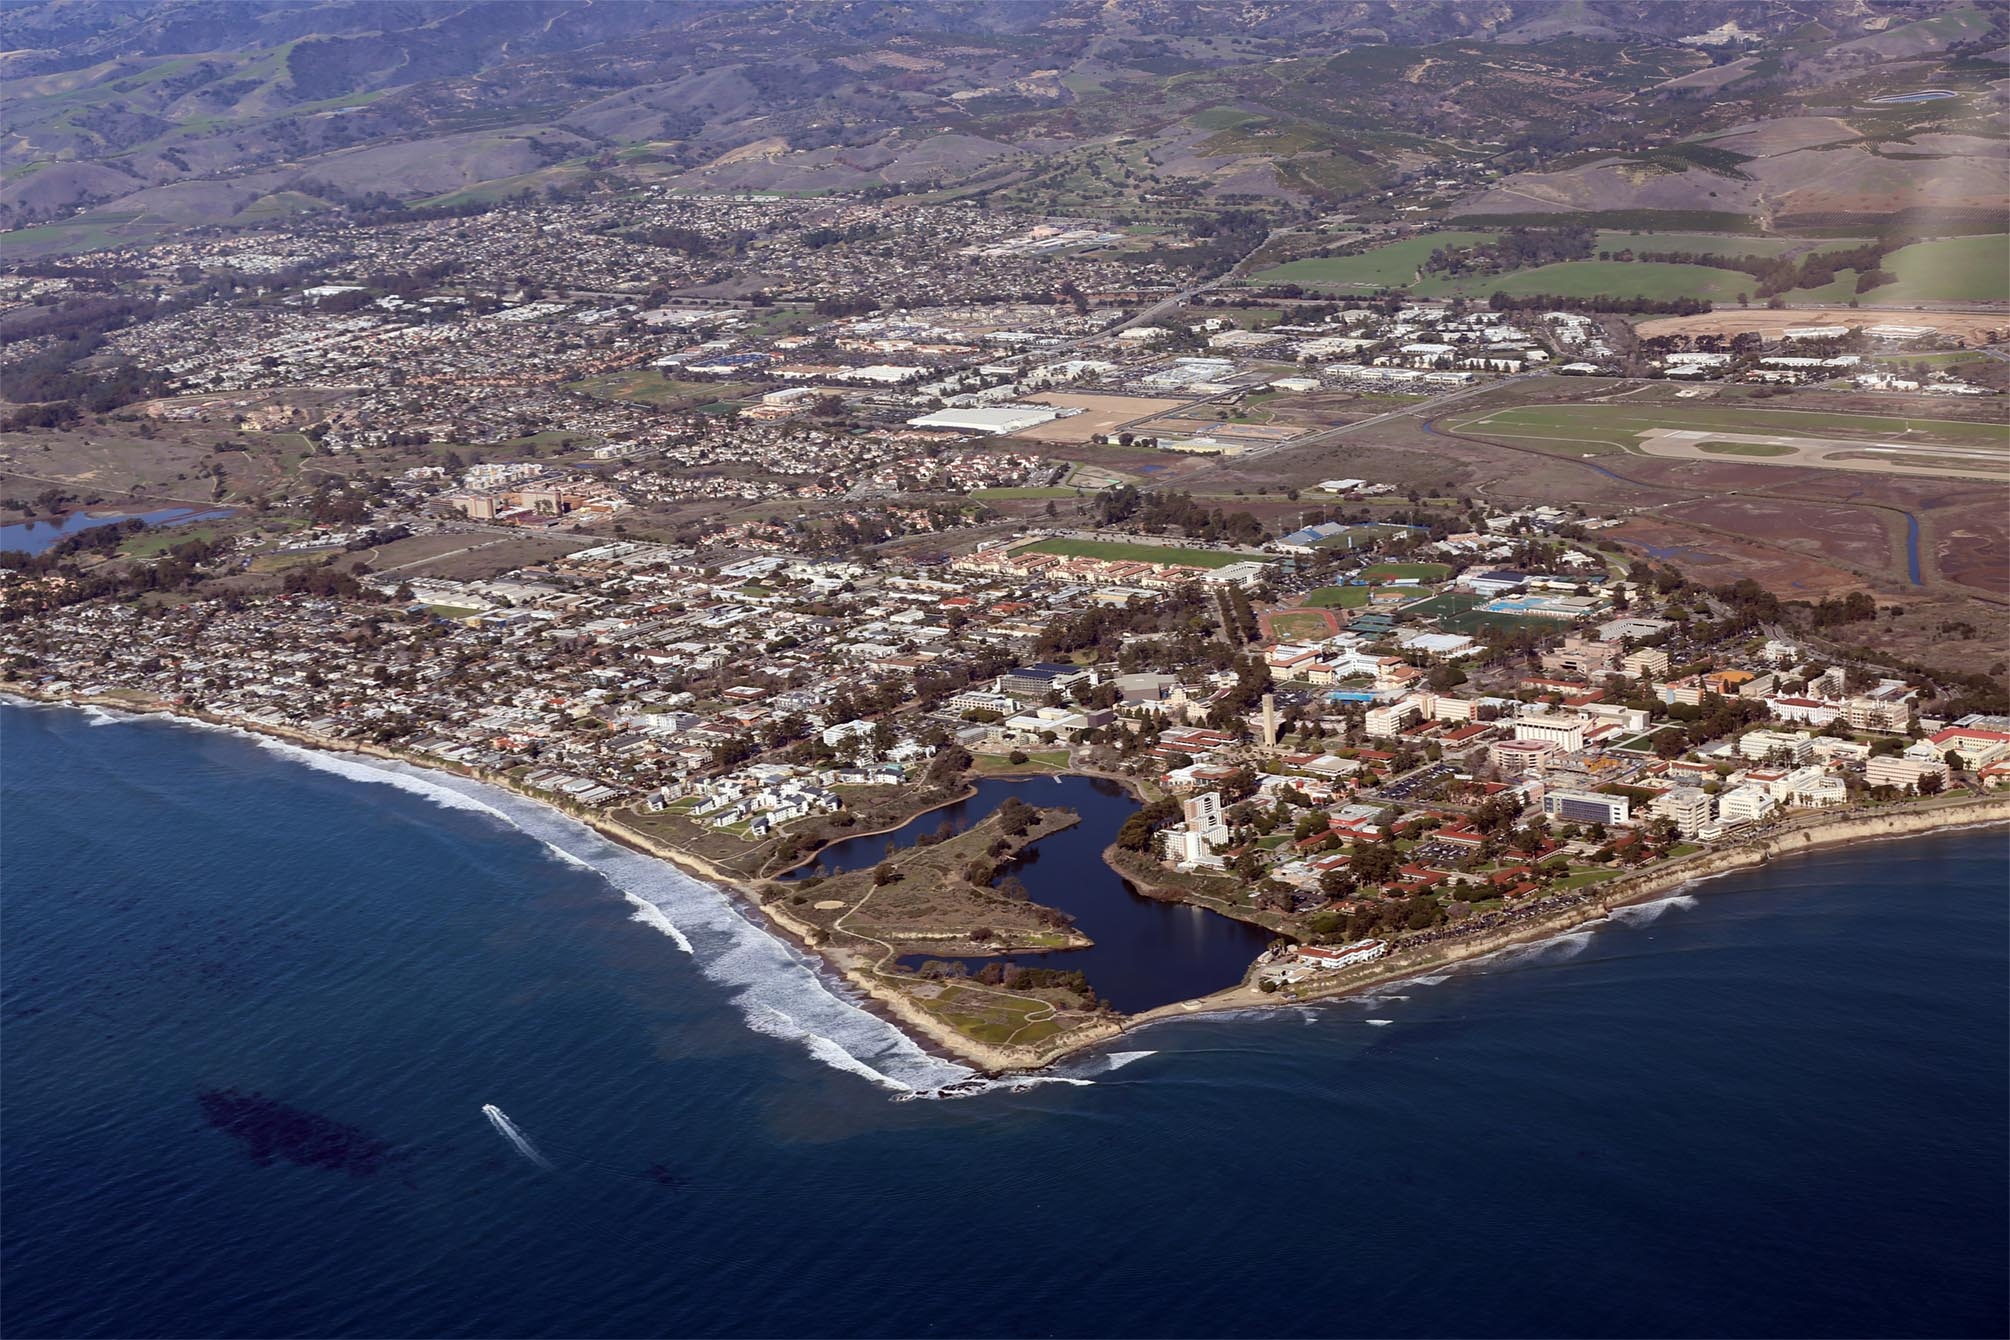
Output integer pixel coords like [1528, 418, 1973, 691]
[4, 700, 2006, 1339]
[0, 507, 235, 555]
[793, 775, 1274, 1012]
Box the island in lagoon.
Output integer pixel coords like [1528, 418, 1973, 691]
[10, 681, 2006, 1081]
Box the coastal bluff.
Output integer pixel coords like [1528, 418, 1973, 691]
[1128, 792, 2010, 1034]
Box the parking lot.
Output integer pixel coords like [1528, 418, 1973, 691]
[1378, 762, 1456, 802]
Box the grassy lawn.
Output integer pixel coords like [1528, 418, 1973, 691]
[1361, 561, 1451, 581]
[1021, 537, 1255, 568]
[120, 524, 227, 558]
[1453, 403, 2010, 455]
[1401, 592, 1484, 620]
[1698, 440, 1797, 457]
[424, 604, 484, 619]
[571, 368, 757, 406]
[1554, 869, 1624, 890]
[918, 984, 1065, 1047]
[1306, 585, 1371, 608]
[974, 750, 1071, 773]
[245, 551, 329, 573]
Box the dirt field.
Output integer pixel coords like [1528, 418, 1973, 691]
[1016, 393, 1193, 442]
[366, 532, 591, 581]
[1261, 606, 1344, 641]
[1634, 308, 2010, 345]
[0, 424, 305, 503]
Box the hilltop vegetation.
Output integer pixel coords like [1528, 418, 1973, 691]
[5, 0, 2001, 257]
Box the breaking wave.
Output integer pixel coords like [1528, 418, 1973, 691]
[64, 708, 1016, 1095]
[1475, 929, 1598, 971]
[1609, 892, 1700, 927]
[624, 898, 694, 955]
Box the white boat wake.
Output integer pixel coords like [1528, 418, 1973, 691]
[482, 1104, 554, 1170]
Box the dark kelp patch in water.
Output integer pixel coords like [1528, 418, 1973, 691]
[197, 1089, 400, 1177]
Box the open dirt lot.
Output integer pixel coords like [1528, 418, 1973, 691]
[1016, 393, 1192, 442]
[1634, 308, 2010, 345]
[365, 532, 591, 581]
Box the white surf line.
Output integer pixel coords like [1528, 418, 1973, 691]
[38, 702, 999, 1096]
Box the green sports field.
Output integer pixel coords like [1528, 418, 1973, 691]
[1021, 538, 1255, 568]
[1360, 561, 1452, 581]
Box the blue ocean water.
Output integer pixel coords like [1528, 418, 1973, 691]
[4, 701, 2006, 1339]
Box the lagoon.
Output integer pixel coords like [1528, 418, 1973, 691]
[793, 774, 1275, 1012]
[0, 507, 236, 555]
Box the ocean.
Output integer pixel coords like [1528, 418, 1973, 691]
[4, 700, 2005, 1338]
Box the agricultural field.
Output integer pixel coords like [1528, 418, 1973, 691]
[1593, 231, 1850, 258]
[1254, 223, 1969, 304]
[1866, 234, 2010, 303]
[1020, 537, 1255, 568]
[1415, 259, 1757, 303]
[1250, 231, 1495, 290]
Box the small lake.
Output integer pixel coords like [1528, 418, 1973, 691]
[792, 775, 1275, 1013]
[0, 507, 236, 556]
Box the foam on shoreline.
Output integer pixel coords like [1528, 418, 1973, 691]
[15, 692, 2009, 1088]
[25, 700, 1009, 1096]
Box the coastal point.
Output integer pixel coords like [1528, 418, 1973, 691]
[4, 4, 2008, 1332]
